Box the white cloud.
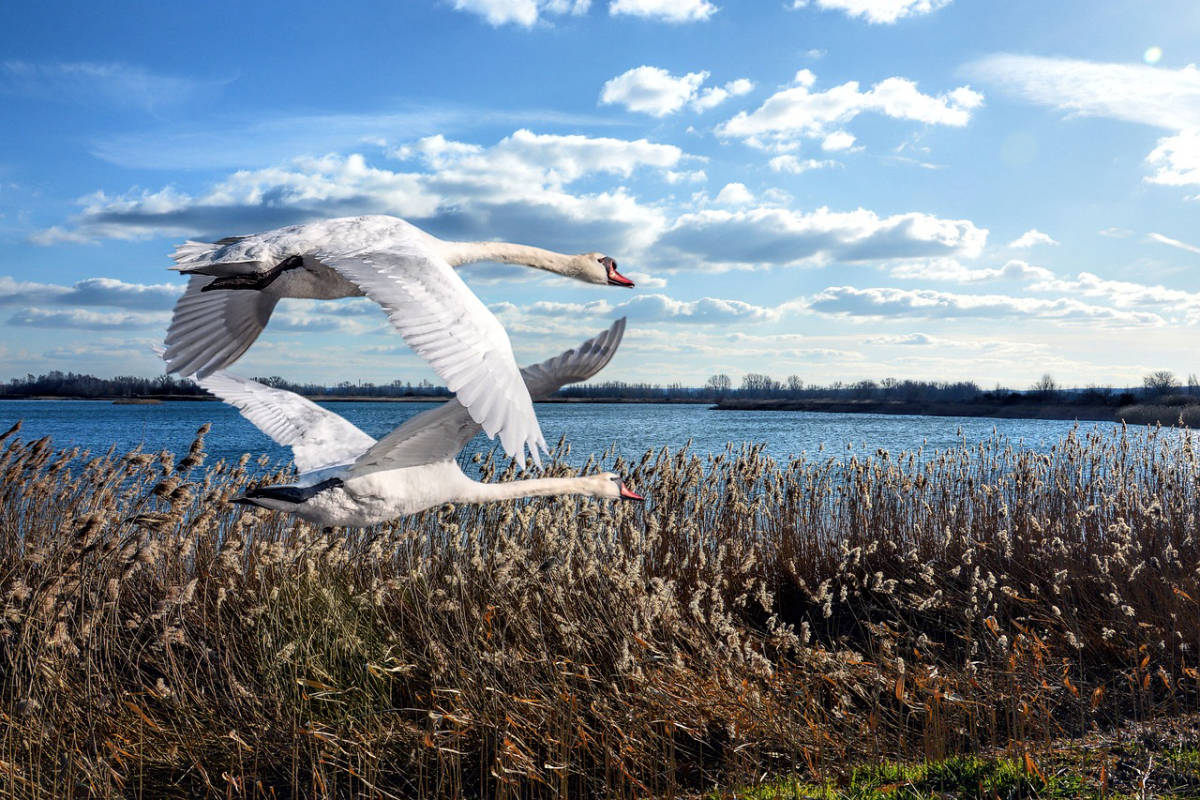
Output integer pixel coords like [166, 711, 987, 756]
[1148, 231, 1200, 255]
[656, 205, 986, 269]
[449, 0, 589, 26]
[608, 0, 717, 23]
[0, 276, 182, 309]
[0, 60, 221, 112]
[599, 66, 751, 116]
[665, 169, 707, 183]
[889, 257, 1054, 283]
[1007, 228, 1058, 248]
[34, 130, 688, 253]
[808, 285, 1163, 326]
[690, 77, 755, 112]
[713, 182, 754, 206]
[967, 55, 1200, 189]
[769, 155, 837, 173]
[966, 55, 1200, 131]
[1027, 271, 1200, 316]
[717, 71, 982, 151]
[1146, 130, 1200, 186]
[8, 308, 170, 330]
[600, 67, 708, 116]
[1099, 226, 1134, 238]
[821, 131, 857, 151]
[792, 0, 951, 24]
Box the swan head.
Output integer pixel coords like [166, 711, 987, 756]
[578, 254, 635, 288]
[593, 471, 644, 501]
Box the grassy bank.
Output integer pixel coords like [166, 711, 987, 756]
[2, 421, 1200, 797]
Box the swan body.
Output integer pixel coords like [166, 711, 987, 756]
[163, 215, 634, 467]
[181, 318, 640, 528]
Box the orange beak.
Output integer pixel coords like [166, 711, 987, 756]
[603, 256, 635, 288]
[618, 482, 644, 501]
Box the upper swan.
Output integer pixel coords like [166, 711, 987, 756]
[162, 215, 636, 466]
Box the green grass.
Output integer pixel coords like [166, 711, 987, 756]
[732, 746, 1200, 800]
[731, 756, 1084, 799]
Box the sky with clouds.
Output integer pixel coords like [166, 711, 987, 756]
[2, 0, 1200, 388]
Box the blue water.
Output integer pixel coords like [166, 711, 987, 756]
[0, 399, 1115, 470]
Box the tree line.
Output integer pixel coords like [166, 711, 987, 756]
[2, 368, 1196, 404]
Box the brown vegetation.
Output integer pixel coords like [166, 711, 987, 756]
[1, 419, 1200, 797]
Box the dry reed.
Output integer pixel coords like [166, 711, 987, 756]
[1, 419, 1198, 798]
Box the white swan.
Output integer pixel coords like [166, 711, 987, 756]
[163, 215, 635, 467]
[181, 318, 641, 528]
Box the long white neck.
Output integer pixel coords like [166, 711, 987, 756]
[459, 475, 601, 504]
[441, 241, 581, 275]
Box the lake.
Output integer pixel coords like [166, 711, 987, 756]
[0, 399, 1119, 471]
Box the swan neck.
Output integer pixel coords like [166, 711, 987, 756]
[445, 241, 575, 274]
[463, 476, 596, 503]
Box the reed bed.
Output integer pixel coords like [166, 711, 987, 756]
[1, 419, 1199, 798]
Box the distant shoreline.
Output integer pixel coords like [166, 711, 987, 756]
[4, 394, 1196, 426]
[712, 397, 1194, 425]
[0, 394, 711, 405]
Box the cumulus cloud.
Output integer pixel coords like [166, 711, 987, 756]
[769, 155, 837, 173]
[608, 0, 717, 23]
[713, 182, 754, 206]
[717, 69, 982, 151]
[1146, 130, 1200, 186]
[1027, 271, 1200, 317]
[1008, 228, 1058, 248]
[0, 276, 182, 309]
[33, 130, 689, 253]
[889, 257, 1054, 283]
[808, 285, 1163, 325]
[448, 0, 589, 26]
[599, 66, 752, 116]
[792, 0, 951, 24]
[655, 206, 986, 269]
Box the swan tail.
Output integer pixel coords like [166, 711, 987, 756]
[171, 238, 258, 276]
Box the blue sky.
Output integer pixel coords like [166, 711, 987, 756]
[3, 0, 1200, 388]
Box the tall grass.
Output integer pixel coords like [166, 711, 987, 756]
[1, 419, 1199, 798]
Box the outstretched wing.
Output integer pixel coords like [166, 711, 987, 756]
[163, 276, 279, 379]
[316, 240, 545, 467]
[186, 368, 376, 474]
[348, 318, 626, 477]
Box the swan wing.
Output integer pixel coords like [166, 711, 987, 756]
[185, 368, 376, 474]
[316, 241, 545, 467]
[163, 276, 280, 378]
[348, 318, 626, 476]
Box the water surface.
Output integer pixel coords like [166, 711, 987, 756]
[0, 399, 1116, 470]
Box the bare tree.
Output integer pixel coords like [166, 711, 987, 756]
[704, 374, 732, 394]
[1031, 374, 1057, 398]
[786, 375, 804, 393]
[741, 373, 782, 395]
[1143, 370, 1180, 397]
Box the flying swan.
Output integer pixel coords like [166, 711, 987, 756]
[163, 215, 637, 465]
[177, 318, 641, 528]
